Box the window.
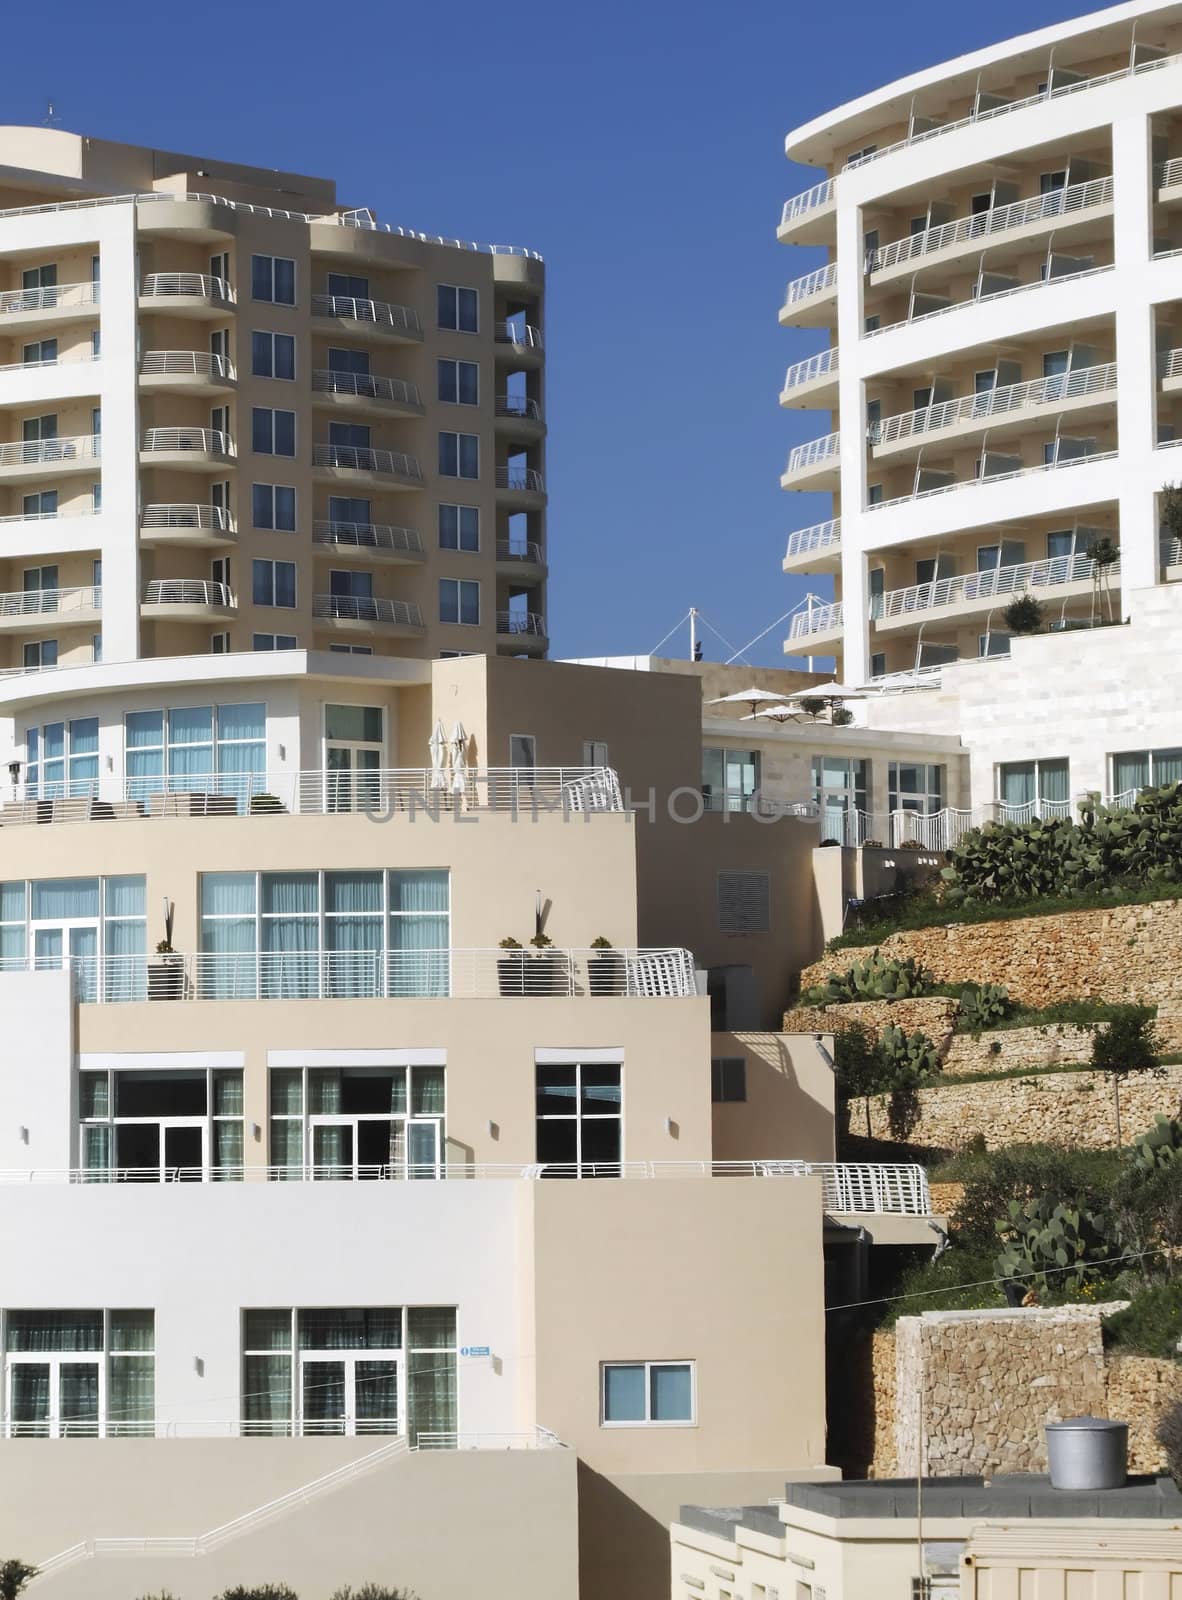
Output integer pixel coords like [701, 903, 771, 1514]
[92, 482, 101, 512]
[327, 347, 370, 377]
[870, 652, 886, 678]
[25, 716, 99, 797]
[23, 640, 57, 670]
[601, 1361, 694, 1426]
[0, 875, 146, 1002]
[711, 1057, 746, 1103]
[211, 634, 230, 654]
[439, 578, 480, 626]
[439, 504, 479, 552]
[242, 1306, 456, 1440]
[330, 569, 373, 602]
[864, 314, 881, 333]
[813, 755, 869, 844]
[252, 332, 296, 381]
[253, 634, 298, 651]
[92, 634, 102, 663]
[327, 495, 371, 531]
[252, 408, 296, 457]
[329, 644, 373, 655]
[978, 633, 1011, 658]
[327, 272, 369, 300]
[1047, 529, 1081, 559]
[23, 414, 57, 442]
[1112, 747, 1182, 797]
[583, 740, 609, 768]
[889, 762, 944, 816]
[702, 748, 760, 813]
[437, 359, 479, 405]
[536, 1061, 622, 1174]
[269, 1064, 444, 1181]
[438, 432, 478, 479]
[717, 871, 770, 934]
[252, 484, 297, 532]
[79, 1067, 244, 1181]
[510, 734, 536, 768]
[23, 564, 58, 596]
[22, 264, 56, 291]
[997, 758, 1069, 817]
[867, 483, 884, 506]
[124, 704, 265, 808]
[5, 1310, 154, 1438]
[437, 284, 478, 333]
[252, 254, 296, 306]
[252, 559, 297, 609]
[23, 339, 56, 365]
[23, 491, 57, 518]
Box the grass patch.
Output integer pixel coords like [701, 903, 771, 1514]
[938, 1060, 1095, 1089]
[1103, 1278, 1182, 1359]
[961, 998, 1147, 1035]
[878, 1243, 1006, 1325]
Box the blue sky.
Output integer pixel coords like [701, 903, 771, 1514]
[19, 0, 1096, 664]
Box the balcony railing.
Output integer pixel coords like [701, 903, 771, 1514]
[784, 430, 840, 476]
[494, 466, 545, 493]
[141, 427, 233, 457]
[140, 272, 233, 304]
[873, 363, 1117, 449]
[1162, 349, 1182, 381]
[496, 539, 545, 565]
[311, 294, 421, 337]
[789, 600, 843, 639]
[495, 395, 543, 421]
[874, 550, 1116, 621]
[782, 260, 837, 308]
[782, 348, 838, 395]
[0, 281, 99, 315]
[139, 351, 236, 381]
[142, 579, 234, 608]
[496, 611, 546, 637]
[867, 447, 1118, 513]
[312, 520, 423, 556]
[0, 435, 100, 468]
[821, 798, 1086, 850]
[784, 518, 841, 562]
[866, 263, 1113, 342]
[780, 178, 835, 229]
[141, 503, 235, 535]
[494, 322, 543, 351]
[312, 594, 422, 627]
[312, 443, 423, 482]
[311, 369, 421, 408]
[869, 178, 1113, 274]
[0, 586, 100, 618]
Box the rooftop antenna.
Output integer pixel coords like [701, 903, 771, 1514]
[43, 99, 61, 128]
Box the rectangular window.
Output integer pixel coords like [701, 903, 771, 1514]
[601, 1360, 694, 1426]
[24, 715, 99, 797]
[269, 1063, 444, 1181]
[253, 634, 298, 651]
[252, 560, 297, 609]
[329, 644, 374, 655]
[211, 634, 230, 654]
[888, 762, 944, 816]
[813, 755, 870, 844]
[124, 705, 265, 807]
[252, 255, 296, 306]
[1111, 747, 1182, 797]
[583, 740, 609, 768]
[711, 1057, 746, 1103]
[1, 874, 145, 1002]
[23, 491, 57, 518]
[439, 578, 480, 626]
[80, 1067, 244, 1182]
[997, 758, 1070, 817]
[251, 332, 296, 381]
[438, 504, 479, 552]
[252, 408, 296, 457]
[536, 1061, 622, 1175]
[252, 484, 297, 532]
[327, 272, 369, 300]
[437, 359, 479, 405]
[436, 284, 479, 333]
[23, 640, 57, 670]
[701, 748, 760, 813]
[5, 1309, 154, 1437]
[438, 432, 479, 479]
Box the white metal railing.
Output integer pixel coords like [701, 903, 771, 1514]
[496, 610, 546, 636]
[140, 272, 233, 303]
[496, 539, 545, 565]
[875, 550, 1117, 620]
[845, 50, 1182, 172]
[141, 503, 235, 534]
[0, 434, 99, 467]
[311, 369, 421, 408]
[1163, 348, 1182, 380]
[789, 600, 843, 639]
[1163, 536, 1182, 567]
[782, 347, 838, 393]
[495, 466, 545, 493]
[784, 518, 841, 562]
[874, 363, 1117, 449]
[780, 178, 835, 228]
[870, 178, 1113, 274]
[495, 395, 543, 421]
[312, 594, 422, 627]
[867, 447, 1118, 513]
[139, 351, 236, 381]
[864, 664, 948, 691]
[494, 321, 544, 350]
[141, 426, 233, 456]
[782, 260, 837, 308]
[312, 294, 422, 337]
[142, 579, 234, 608]
[825, 800, 1079, 849]
[0, 586, 100, 618]
[0, 281, 99, 315]
[313, 521, 423, 556]
[1158, 156, 1182, 189]
[312, 443, 423, 481]
[865, 262, 1113, 341]
[784, 430, 840, 477]
[415, 1429, 562, 1450]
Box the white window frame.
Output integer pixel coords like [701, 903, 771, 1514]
[600, 1359, 696, 1428]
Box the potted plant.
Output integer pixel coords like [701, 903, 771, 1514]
[830, 705, 854, 726]
[249, 792, 286, 815]
[148, 938, 184, 1001]
[496, 936, 527, 997]
[798, 696, 826, 718]
[1086, 535, 1119, 624]
[1002, 593, 1044, 635]
[527, 932, 561, 996]
[588, 935, 625, 997]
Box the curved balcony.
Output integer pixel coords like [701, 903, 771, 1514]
[494, 466, 546, 508]
[311, 294, 422, 344]
[0, 585, 101, 632]
[495, 539, 547, 580]
[873, 550, 1117, 635]
[780, 347, 838, 408]
[139, 503, 237, 549]
[140, 427, 234, 470]
[869, 178, 1113, 284]
[783, 517, 841, 574]
[494, 395, 545, 439]
[0, 281, 99, 330]
[0, 434, 100, 481]
[493, 323, 544, 365]
[311, 443, 423, 489]
[781, 429, 840, 490]
[867, 446, 1119, 521]
[787, 600, 843, 650]
[141, 579, 236, 620]
[778, 261, 837, 329]
[312, 520, 424, 565]
[1162, 348, 1182, 393]
[872, 363, 1117, 461]
[777, 178, 836, 245]
[865, 262, 1114, 348]
[496, 611, 547, 655]
[139, 273, 235, 318]
[310, 369, 422, 418]
[312, 594, 424, 635]
[138, 351, 236, 395]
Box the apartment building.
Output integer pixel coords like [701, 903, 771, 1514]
[777, 0, 1182, 835]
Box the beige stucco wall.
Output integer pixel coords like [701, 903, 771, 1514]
[709, 1030, 835, 1162]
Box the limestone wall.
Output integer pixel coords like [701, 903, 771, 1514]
[871, 1329, 898, 1478]
[1106, 1354, 1182, 1472]
[782, 996, 958, 1043]
[943, 1025, 1096, 1077]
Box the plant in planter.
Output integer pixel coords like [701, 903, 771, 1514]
[1002, 593, 1044, 635]
[861, 838, 884, 849]
[1160, 482, 1182, 543]
[588, 935, 625, 997]
[496, 937, 527, 997]
[249, 792, 286, 815]
[1087, 534, 1120, 624]
[798, 697, 827, 718]
[527, 932, 563, 996]
[148, 938, 184, 1002]
[830, 705, 854, 726]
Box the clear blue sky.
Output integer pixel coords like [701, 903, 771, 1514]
[19, 0, 1095, 665]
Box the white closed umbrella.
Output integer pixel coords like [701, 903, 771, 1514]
[428, 721, 448, 790]
[449, 721, 469, 795]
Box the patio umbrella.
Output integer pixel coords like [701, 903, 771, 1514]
[449, 721, 469, 795]
[747, 705, 806, 723]
[428, 721, 448, 790]
[706, 686, 796, 712]
[786, 681, 867, 700]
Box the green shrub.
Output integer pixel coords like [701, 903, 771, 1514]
[1003, 594, 1045, 634]
[1103, 1279, 1182, 1358]
[801, 949, 933, 1006]
[994, 1193, 1119, 1293]
[957, 982, 1012, 1033]
[954, 1145, 1122, 1253]
[1132, 1114, 1182, 1170]
[330, 1587, 421, 1600]
[881, 1243, 1005, 1326]
[878, 1025, 941, 1086]
[1091, 1005, 1160, 1075]
[0, 1563, 37, 1600]
[215, 1588, 299, 1600]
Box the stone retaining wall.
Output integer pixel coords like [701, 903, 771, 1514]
[870, 1329, 898, 1478]
[928, 1181, 965, 1219]
[1106, 1353, 1182, 1473]
[943, 1025, 1096, 1077]
[782, 996, 958, 1044]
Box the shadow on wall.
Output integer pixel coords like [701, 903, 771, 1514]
[711, 1030, 836, 1164]
[577, 1461, 669, 1600]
